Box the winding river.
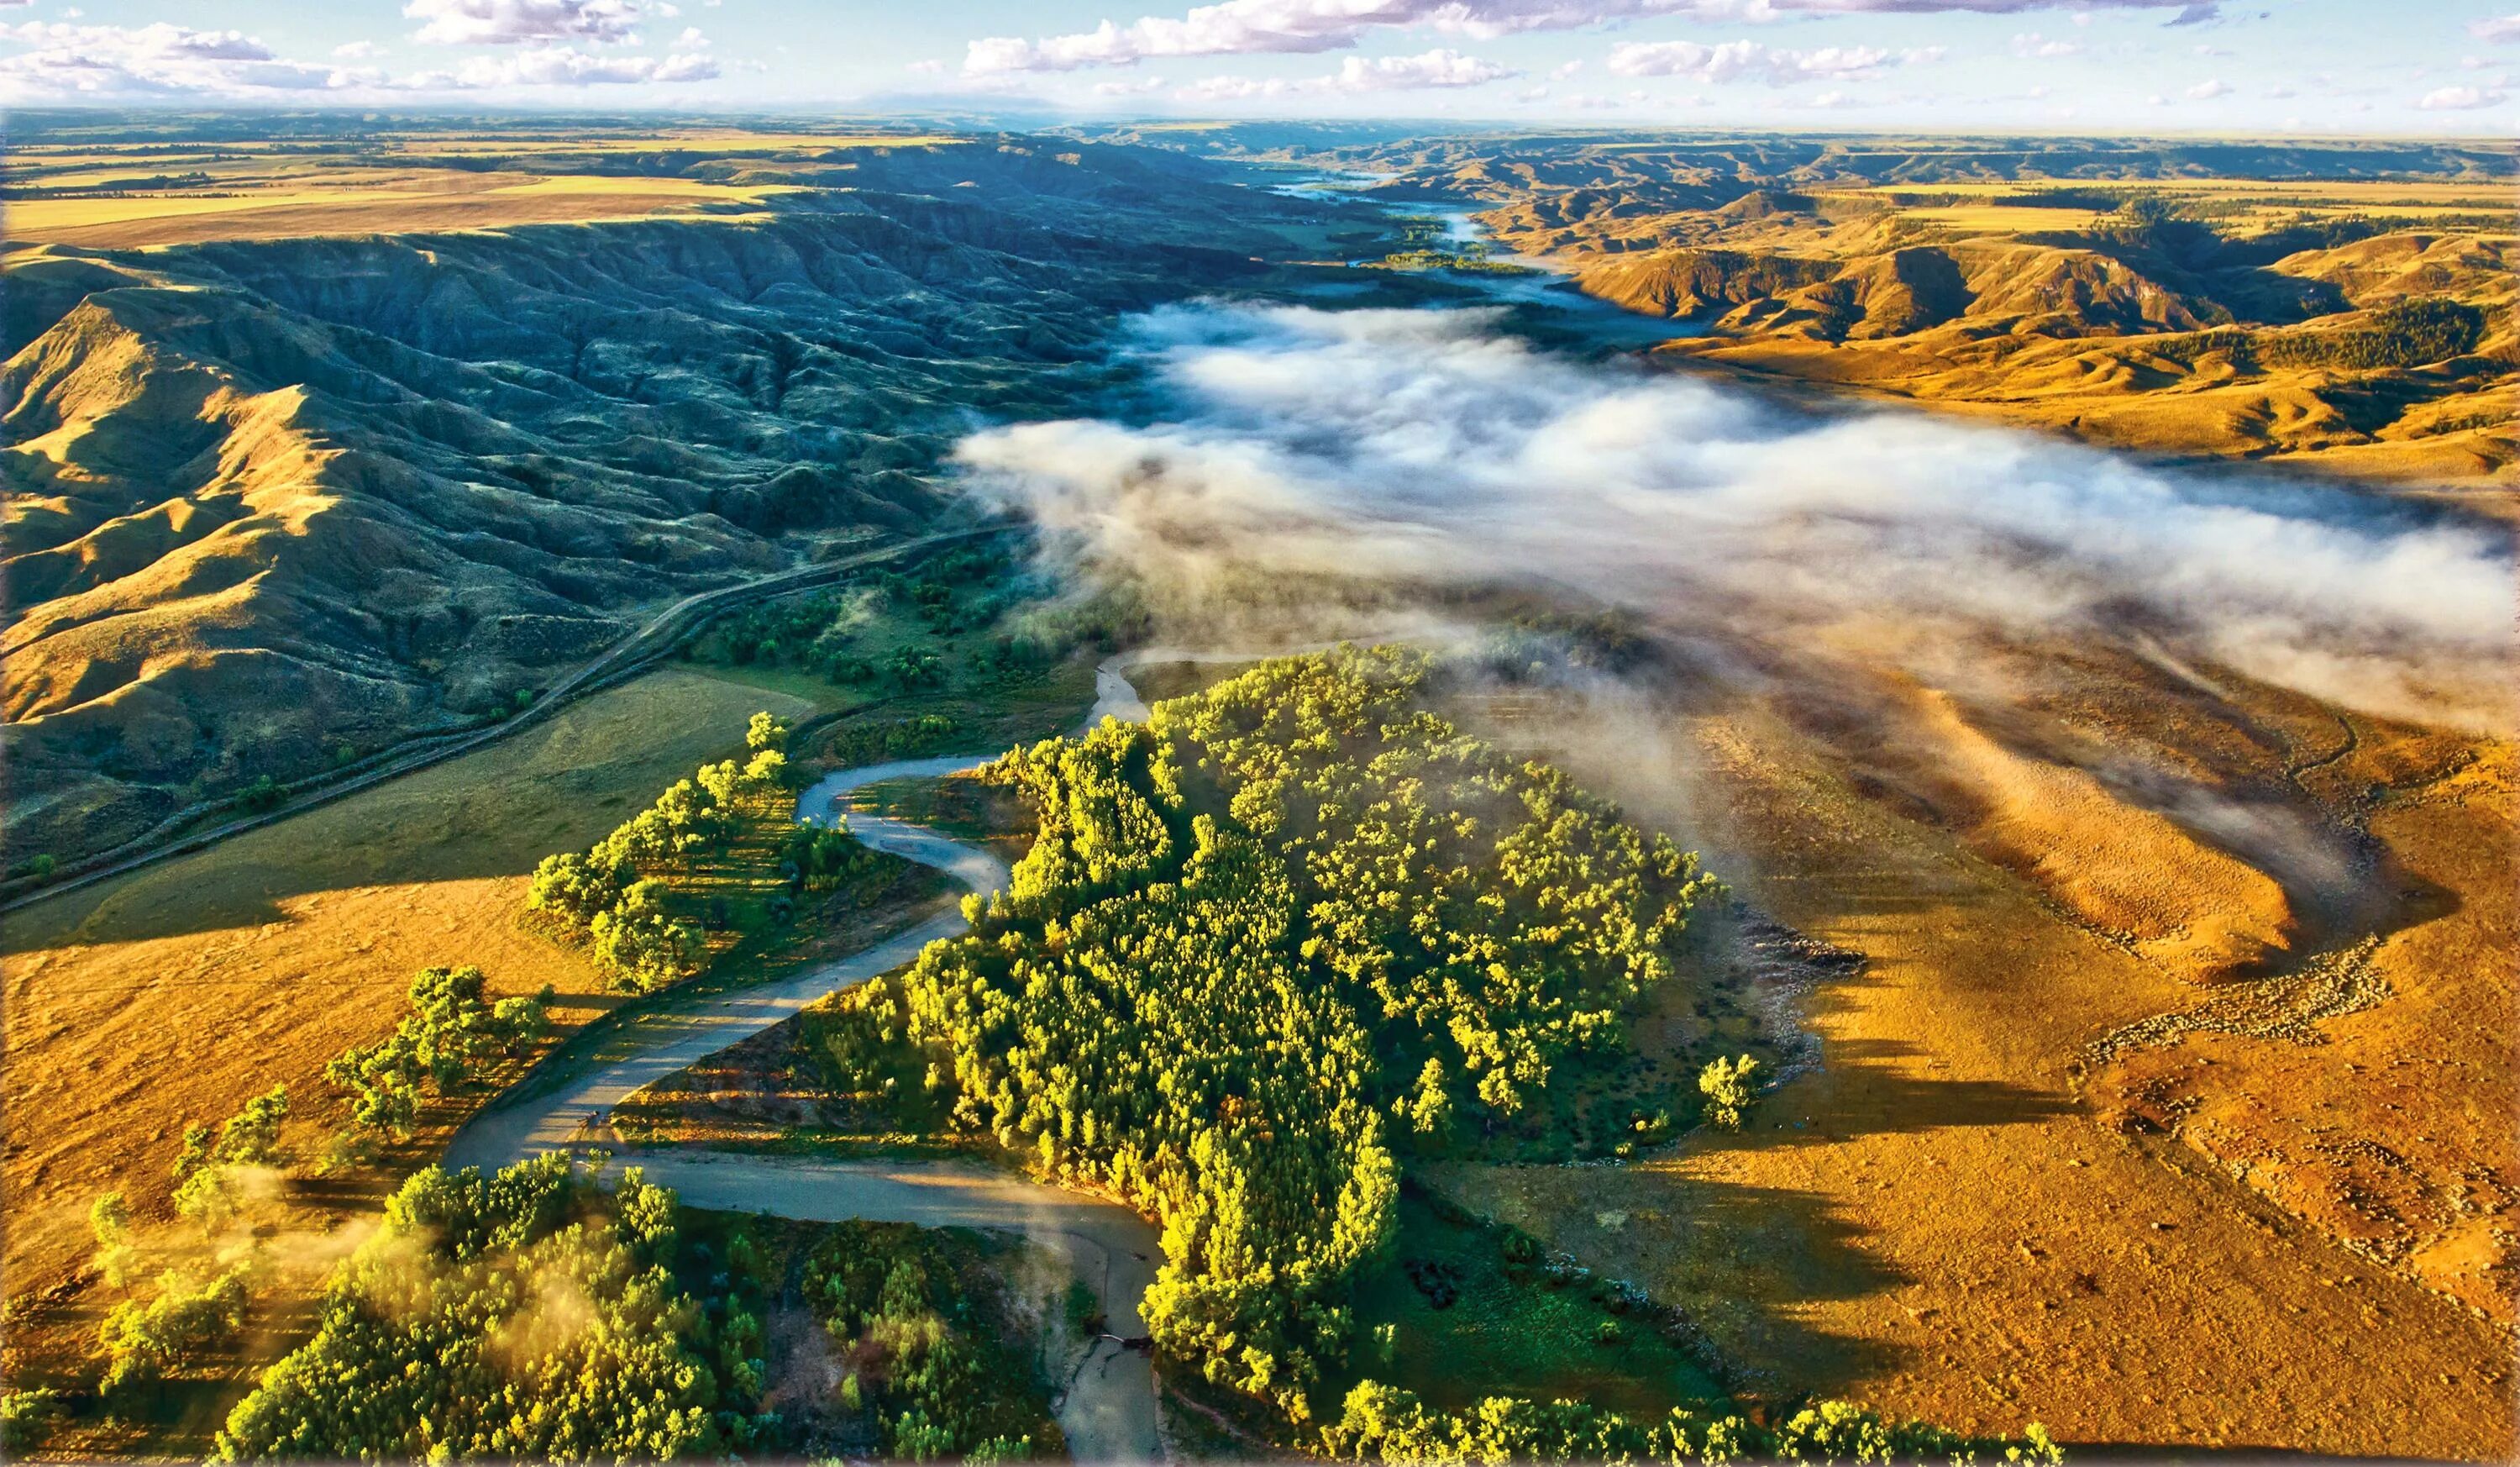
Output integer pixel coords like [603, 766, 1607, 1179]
[448, 659, 1173, 1460]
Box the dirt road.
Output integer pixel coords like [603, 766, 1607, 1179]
[446, 675, 1166, 1460]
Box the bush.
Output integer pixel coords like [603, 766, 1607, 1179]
[800, 1223, 1058, 1460]
[1323, 1380, 2065, 1464]
[0, 1389, 62, 1454]
[2261, 298, 2491, 371]
[1697, 1055, 1761, 1131]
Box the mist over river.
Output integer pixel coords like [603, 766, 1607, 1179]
[951, 297, 2511, 734]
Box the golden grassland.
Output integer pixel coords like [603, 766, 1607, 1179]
[1443, 661, 2516, 1459]
[0, 127, 969, 248]
[0, 666, 827, 1301]
[3, 169, 799, 249]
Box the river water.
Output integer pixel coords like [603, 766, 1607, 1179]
[1268, 168, 1702, 351]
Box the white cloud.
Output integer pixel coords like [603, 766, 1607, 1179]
[1093, 74, 1167, 93]
[2184, 76, 2229, 98]
[2418, 83, 2507, 108]
[675, 25, 706, 46]
[2010, 31, 2080, 57]
[905, 57, 945, 74]
[0, 21, 350, 97]
[403, 0, 645, 46]
[965, 0, 2197, 74]
[1179, 45, 1515, 97]
[333, 39, 385, 58]
[1607, 38, 1935, 84]
[1174, 71, 1296, 99]
[404, 44, 716, 85]
[1549, 57, 1583, 78]
[1332, 46, 1516, 87]
[2470, 13, 2520, 43]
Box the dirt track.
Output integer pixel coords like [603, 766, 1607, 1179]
[445, 670, 1166, 1460]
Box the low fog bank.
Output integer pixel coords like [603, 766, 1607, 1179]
[955, 302, 2512, 733]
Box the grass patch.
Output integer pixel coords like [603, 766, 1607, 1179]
[1343, 1187, 1730, 1419]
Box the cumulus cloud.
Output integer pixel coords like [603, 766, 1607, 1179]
[954, 303, 2509, 730]
[2470, 12, 2520, 43]
[2185, 76, 2229, 98]
[1607, 38, 1934, 83]
[963, 0, 2199, 73]
[411, 43, 717, 84]
[0, 21, 351, 96]
[1179, 46, 1515, 97]
[2010, 30, 2080, 56]
[403, 0, 647, 45]
[2417, 83, 2506, 108]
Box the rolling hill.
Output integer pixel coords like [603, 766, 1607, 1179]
[1, 131, 1331, 868]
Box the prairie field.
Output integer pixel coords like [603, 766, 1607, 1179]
[0, 666, 825, 1296]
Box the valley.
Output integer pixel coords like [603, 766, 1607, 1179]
[3, 111, 2512, 1464]
[1098, 128, 2518, 494]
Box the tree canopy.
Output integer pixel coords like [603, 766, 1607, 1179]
[217, 1155, 754, 1463]
[898, 647, 1715, 1409]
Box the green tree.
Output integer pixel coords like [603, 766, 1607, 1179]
[326, 969, 548, 1137]
[98, 1268, 248, 1401]
[216, 1156, 740, 1462]
[898, 648, 1713, 1407]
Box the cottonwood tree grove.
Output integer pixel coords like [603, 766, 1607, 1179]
[897, 647, 1717, 1413]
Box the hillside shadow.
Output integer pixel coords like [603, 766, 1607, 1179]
[1431, 1159, 1915, 1408]
[1754, 1034, 2077, 1144]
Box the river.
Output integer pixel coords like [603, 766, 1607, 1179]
[1267, 166, 1701, 351]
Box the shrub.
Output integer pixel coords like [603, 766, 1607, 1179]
[1697, 1055, 1761, 1131]
[0, 1390, 62, 1454]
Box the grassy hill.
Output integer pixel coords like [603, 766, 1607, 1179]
[1078, 127, 2518, 488]
[1, 124, 1340, 867]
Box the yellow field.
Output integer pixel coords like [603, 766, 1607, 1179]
[387, 132, 972, 155]
[0, 125, 974, 248]
[1887, 204, 2105, 233]
[4, 171, 798, 248]
[1450, 682, 2517, 1459]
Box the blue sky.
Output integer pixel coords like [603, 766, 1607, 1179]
[2, 0, 2512, 132]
